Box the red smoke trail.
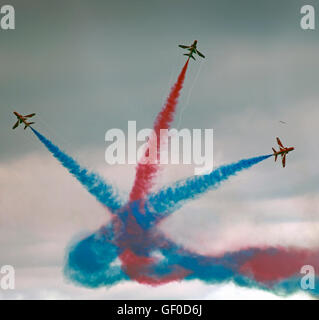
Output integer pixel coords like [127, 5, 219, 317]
[129, 59, 190, 202]
[239, 247, 319, 283]
[119, 59, 190, 285]
[119, 249, 190, 286]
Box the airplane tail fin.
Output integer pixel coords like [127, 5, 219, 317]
[24, 122, 34, 129]
[272, 148, 277, 161]
[184, 53, 195, 60]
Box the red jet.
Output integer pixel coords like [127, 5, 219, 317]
[178, 40, 205, 60]
[12, 111, 36, 130]
[272, 137, 294, 168]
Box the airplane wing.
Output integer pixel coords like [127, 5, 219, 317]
[276, 137, 284, 148]
[282, 154, 286, 168]
[196, 50, 205, 58]
[179, 45, 189, 49]
[12, 120, 19, 129]
[25, 113, 36, 118]
[184, 53, 196, 60]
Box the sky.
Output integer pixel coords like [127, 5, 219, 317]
[0, 0, 318, 299]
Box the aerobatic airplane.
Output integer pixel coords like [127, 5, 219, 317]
[272, 137, 294, 168]
[178, 40, 205, 60]
[12, 111, 36, 130]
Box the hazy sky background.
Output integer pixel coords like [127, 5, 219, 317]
[1, 0, 318, 299]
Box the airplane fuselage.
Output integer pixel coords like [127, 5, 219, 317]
[189, 40, 197, 54]
[273, 147, 294, 157]
[13, 111, 28, 125]
[13, 111, 25, 120]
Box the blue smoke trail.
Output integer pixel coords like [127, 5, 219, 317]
[146, 155, 272, 221]
[64, 222, 129, 287]
[64, 220, 319, 298]
[31, 128, 123, 212]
